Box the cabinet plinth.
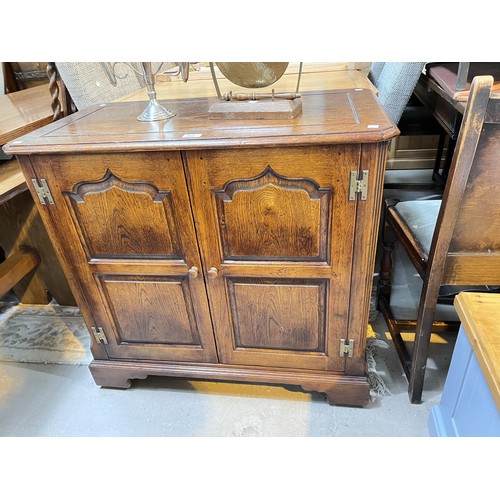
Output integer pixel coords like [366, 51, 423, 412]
[5, 90, 398, 406]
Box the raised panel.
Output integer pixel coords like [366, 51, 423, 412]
[227, 277, 327, 353]
[97, 274, 202, 347]
[65, 170, 182, 259]
[214, 167, 331, 262]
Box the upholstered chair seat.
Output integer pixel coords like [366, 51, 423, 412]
[388, 200, 460, 322]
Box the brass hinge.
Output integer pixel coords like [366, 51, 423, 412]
[339, 338, 354, 357]
[31, 178, 55, 205]
[349, 170, 369, 201]
[91, 326, 108, 345]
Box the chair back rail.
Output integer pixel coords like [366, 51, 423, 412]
[409, 76, 496, 400]
[440, 85, 500, 284]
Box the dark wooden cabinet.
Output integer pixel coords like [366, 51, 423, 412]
[5, 90, 398, 405]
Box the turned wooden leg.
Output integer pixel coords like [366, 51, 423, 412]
[378, 199, 398, 305]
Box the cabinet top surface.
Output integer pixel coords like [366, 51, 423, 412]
[454, 292, 500, 410]
[5, 89, 398, 155]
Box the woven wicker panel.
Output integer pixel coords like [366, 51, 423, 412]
[55, 62, 145, 110]
[370, 62, 425, 124]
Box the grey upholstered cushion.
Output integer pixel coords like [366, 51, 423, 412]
[388, 199, 496, 319]
[368, 62, 385, 84]
[393, 200, 442, 255]
[55, 62, 146, 110]
[389, 243, 459, 321]
[388, 199, 457, 320]
[369, 62, 426, 124]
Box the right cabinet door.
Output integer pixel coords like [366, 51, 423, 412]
[186, 146, 359, 371]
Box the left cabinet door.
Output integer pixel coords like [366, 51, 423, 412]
[28, 152, 218, 363]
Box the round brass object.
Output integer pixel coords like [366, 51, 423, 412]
[216, 62, 289, 89]
[207, 267, 219, 280]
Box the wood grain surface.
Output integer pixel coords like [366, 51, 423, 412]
[0, 84, 52, 145]
[454, 292, 500, 411]
[4, 90, 398, 156]
[7, 87, 397, 406]
[123, 65, 377, 102]
[0, 158, 27, 204]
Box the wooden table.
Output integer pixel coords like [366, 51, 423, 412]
[0, 84, 53, 145]
[116, 65, 377, 103]
[0, 84, 74, 305]
[429, 292, 500, 436]
[1, 84, 53, 203]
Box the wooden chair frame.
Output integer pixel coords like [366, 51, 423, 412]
[378, 75, 500, 403]
[46, 62, 77, 121]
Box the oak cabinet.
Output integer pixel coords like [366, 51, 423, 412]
[6, 90, 398, 405]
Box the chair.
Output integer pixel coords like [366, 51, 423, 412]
[378, 75, 500, 404]
[369, 62, 447, 194]
[46, 62, 152, 120]
[415, 62, 500, 185]
[369, 62, 426, 125]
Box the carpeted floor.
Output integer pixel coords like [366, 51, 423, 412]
[0, 295, 392, 396]
[0, 298, 91, 365]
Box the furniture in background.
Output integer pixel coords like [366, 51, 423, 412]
[5, 88, 398, 405]
[428, 292, 500, 437]
[368, 62, 446, 194]
[46, 62, 178, 120]
[378, 76, 500, 404]
[0, 84, 75, 305]
[2, 62, 49, 94]
[118, 62, 378, 102]
[414, 62, 500, 185]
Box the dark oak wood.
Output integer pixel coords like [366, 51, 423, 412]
[46, 63, 76, 120]
[379, 76, 500, 403]
[89, 359, 371, 406]
[4, 89, 398, 155]
[6, 90, 398, 406]
[27, 152, 218, 363]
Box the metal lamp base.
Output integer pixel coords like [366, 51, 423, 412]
[137, 99, 175, 122]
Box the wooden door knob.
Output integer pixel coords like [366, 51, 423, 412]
[207, 267, 219, 280]
[188, 266, 199, 279]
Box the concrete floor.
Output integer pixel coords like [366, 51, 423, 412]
[0, 314, 455, 437]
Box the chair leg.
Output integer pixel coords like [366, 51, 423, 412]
[408, 285, 440, 404]
[378, 199, 398, 304]
[432, 133, 446, 179]
[378, 296, 412, 379]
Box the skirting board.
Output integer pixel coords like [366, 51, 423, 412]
[89, 359, 370, 407]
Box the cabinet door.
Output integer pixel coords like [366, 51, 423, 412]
[186, 146, 359, 371]
[30, 152, 218, 363]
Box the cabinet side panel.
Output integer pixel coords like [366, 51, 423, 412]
[346, 142, 388, 375]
